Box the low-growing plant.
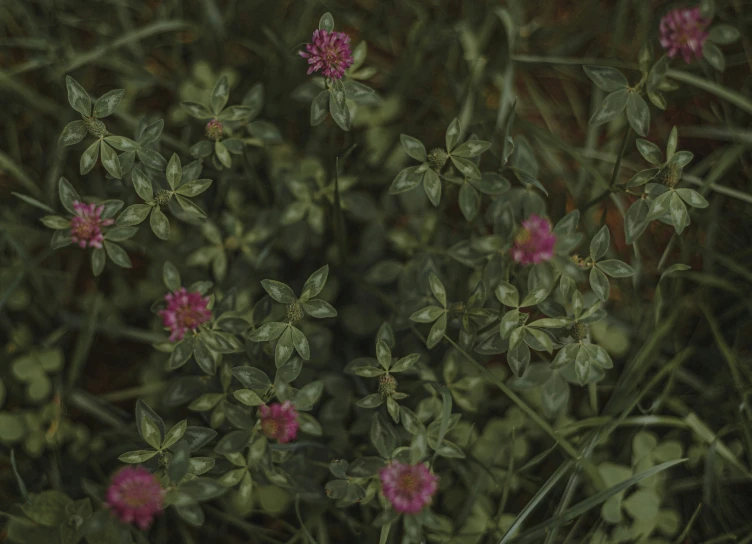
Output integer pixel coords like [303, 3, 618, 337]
[2, 1, 752, 543]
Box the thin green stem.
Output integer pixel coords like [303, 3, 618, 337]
[579, 127, 632, 212]
[608, 126, 632, 188]
[667, 69, 752, 115]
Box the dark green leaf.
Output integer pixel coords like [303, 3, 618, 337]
[400, 134, 427, 161]
[218, 105, 253, 122]
[176, 179, 212, 197]
[583, 66, 628, 92]
[445, 118, 461, 152]
[589, 266, 610, 302]
[319, 12, 334, 32]
[232, 366, 272, 389]
[80, 140, 100, 175]
[181, 102, 213, 119]
[310, 90, 330, 126]
[589, 89, 628, 126]
[91, 247, 105, 276]
[59, 120, 87, 147]
[300, 264, 329, 301]
[139, 148, 168, 170]
[389, 166, 423, 194]
[669, 192, 690, 234]
[423, 168, 442, 206]
[676, 188, 709, 208]
[65, 75, 90, 116]
[636, 139, 662, 164]
[458, 183, 479, 221]
[104, 226, 137, 241]
[94, 89, 124, 118]
[708, 24, 740, 45]
[626, 92, 650, 137]
[215, 141, 231, 168]
[301, 299, 337, 318]
[625, 199, 649, 244]
[150, 208, 170, 240]
[116, 204, 151, 226]
[597, 260, 635, 278]
[329, 79, 350, 131]
[590, 225, 610, 260]
[702, 42, 725, 72]
[138, 119, 164, 145]
[103, 135, 139, 152]
[100, 142, 122, 178]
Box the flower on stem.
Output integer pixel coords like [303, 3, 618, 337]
[299, 30, 354, 80]
[259, 401, 299, 443]
[510, 214, 556, 265]
[159, 288, 212, 342]
[659, 8, 710, 64]
[379, 461, 438, 514]
[105, 466, 164, 530]
[70, 201, 113, 249]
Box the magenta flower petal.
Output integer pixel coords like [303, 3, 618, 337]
[379, 462, 438, 514]
[659, 7, 709, 64]
[298, 29, 354, 80]
[510, 214, 556, 265]
[158, 288, 212, 342]
[259, 401, 300, 443]
[69, 200, 114, 249]
[106, 466, 164, 530]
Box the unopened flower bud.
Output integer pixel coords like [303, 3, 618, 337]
[158, 451, 172, 467]
[428, 148, 449, 171]
[378, 374, 398, 397]
[518, 312, 529, 326]
[571, 322, 588, 341]
[659, 162, 681, 188]
[205, 119, 224, 141]
[84, 117, 107, 138]
[155, 189, 172, 208]
[286, 300, 304, 324]
[449, 302, 466, 318]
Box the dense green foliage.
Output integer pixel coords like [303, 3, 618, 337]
[2, 1, 752, 543]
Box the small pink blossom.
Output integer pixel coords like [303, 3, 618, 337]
[659, 7, 710, 64]
[205, 119, 223, 141]
[106, 466, 164, 530]
[69, 201, 114, 249]
[159, 288, 212, 342]
[299, 29, 354, 80]
[510, 214, 556, 265]
[379, 461, 438, 514]
[259, 401, 299, 443]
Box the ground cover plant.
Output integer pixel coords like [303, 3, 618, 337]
[1, 0, 752, 542]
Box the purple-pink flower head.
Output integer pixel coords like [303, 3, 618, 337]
[380, 461, 439, 514]
[259, 401, 299, 443]
[659, 7, 710, 64]
[159, 287, 212, 342]
[70, 201, 114, 249]
[106, 466, 164, 530]
[299, 29, 354, 80]
[511, 214, 556, 265]
[205, 119, 223, 141]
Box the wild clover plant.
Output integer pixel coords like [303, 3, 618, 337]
[2, 4, 751, 544]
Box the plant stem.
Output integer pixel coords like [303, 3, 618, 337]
[580, 127, 632, 212]
[609, 126, 632, 188]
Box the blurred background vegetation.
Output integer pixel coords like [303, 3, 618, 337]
[1, 0, 752, 542]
